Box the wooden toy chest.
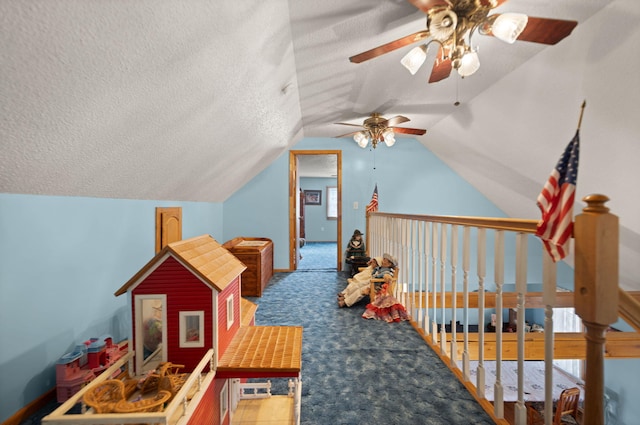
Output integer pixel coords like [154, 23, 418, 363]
[224, 237, 273, 297]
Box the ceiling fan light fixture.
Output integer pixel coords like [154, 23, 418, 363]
[382, 128, 396, 147]
[401, 44, 428, 75]
[490, 13, 528, 44]
[354, 131, 370, 148]
[457, 50, 480, 77]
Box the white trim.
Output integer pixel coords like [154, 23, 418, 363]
[226, 294, 235, 330]
[220, 380, 229, 423]
[179, 311, 205, 348]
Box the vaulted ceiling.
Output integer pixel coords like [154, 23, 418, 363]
[1, 0, 614, 201]
[2, 1, 638, 288]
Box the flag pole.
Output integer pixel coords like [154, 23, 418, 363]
[577, 100, 587, 130]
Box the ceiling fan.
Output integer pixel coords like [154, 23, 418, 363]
[334, 113, 427, 149]
[349, 0, 578, 83]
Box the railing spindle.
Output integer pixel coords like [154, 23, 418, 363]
[462, 226, 471, 382]
[542, 246, 557, 425]
[514, 233, 528, 425]
[477, 228, 486, 399]
[424, 221, 431, 335]
[440, 223, 448, 354]
[432, 222, 438, 343]
[450, 225, 458, 368]
[494, 230, 504, 418]
[418, 221, 424, 328]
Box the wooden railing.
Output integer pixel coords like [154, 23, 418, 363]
[366, 194, 637, 425]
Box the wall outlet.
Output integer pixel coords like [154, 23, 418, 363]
[353, 202, 358, 209]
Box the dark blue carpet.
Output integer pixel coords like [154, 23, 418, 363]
[247, 244, 495, 425]
[298, 242, 337, 270]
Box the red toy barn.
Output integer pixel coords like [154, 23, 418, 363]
[114, 234, 248, 376]
[112, 234, 303, 425]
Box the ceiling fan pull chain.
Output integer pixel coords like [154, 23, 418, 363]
[372, 148, 377, 171]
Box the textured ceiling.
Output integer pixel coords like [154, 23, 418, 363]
[0, 0, 612, 201]
[2, 1, 638, 289]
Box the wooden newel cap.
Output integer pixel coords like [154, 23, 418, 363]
[574, 194, 619, 324]
[582, 194, 610, 213]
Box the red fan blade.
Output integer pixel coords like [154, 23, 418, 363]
[428, 46, 452, 83]
[391, 127, 427, 135]
[407, 0, 451, 14]
[516, 17, 578, 45]
[349, 30, 430, 63]
[385, 115, 410, 127]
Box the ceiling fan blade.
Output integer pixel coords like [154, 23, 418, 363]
[516, 17, 578, 45]
[334, 131, 360, 138]
[385, 115, 411, 127]
[391, 127, 427, 135]
[334, 122, 365, 128]
[428, 46, 452, 83]
[349, 30, 430, 63]
[407, 0, 451, 14]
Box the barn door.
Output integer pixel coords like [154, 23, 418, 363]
[155, 207, 182, 253]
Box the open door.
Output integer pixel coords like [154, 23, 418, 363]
[289, 150, 342, 271]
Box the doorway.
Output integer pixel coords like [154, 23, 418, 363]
[289, 150, 342, 271]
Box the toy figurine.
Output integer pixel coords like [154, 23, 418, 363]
[345, 229, 370, 276]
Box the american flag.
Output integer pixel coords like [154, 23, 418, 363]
[366, 184, 378, 213]
[536, 130, 580, 262]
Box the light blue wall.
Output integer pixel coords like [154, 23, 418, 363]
[301, 177, 337, 242]
[225, 137, 549, 271]
[222, 152, 290, 266]
[0, 193, 222, 423]
[1, 137, 636, 424]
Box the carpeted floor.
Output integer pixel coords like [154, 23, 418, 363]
[297, 241, 337, 270]
[246, 242, 494, 424]
[21, 242, 494, 424]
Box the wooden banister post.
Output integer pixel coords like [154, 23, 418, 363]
[573, 194, 619, 425]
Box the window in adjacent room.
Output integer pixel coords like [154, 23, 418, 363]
[327, 186, 337, 219]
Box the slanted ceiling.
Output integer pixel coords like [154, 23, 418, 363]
[1, 1, 638, 289]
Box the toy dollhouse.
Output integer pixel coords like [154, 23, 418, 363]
[43, 234, 303, 425]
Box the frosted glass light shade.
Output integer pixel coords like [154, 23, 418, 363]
[354, 131, 369, 148]
[401, 45, 428, 75]
[383, 128, 396, 147]
[491, 13, 528, 44]
[457, 51, 480, 77]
